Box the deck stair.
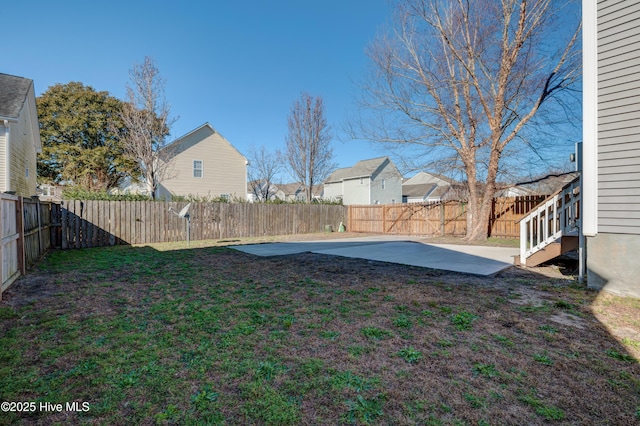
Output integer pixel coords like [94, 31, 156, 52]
[515, 176, 581, 267]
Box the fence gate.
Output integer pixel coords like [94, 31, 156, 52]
[0, 194, 22, 297]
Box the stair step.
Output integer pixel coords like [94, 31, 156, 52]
[516, 236, 579, 267]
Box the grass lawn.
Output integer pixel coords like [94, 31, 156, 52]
[1, 237, 639, 425]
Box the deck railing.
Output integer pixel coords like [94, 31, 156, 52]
[518, 176, 581, 266]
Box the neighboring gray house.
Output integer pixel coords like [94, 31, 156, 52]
[402, 172, 458, 203]
[583, 0, 640, 297]
[0, 73, 41, 196]
[324, 157, 402, 205]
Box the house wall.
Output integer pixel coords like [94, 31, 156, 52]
[587, 233, 640, 297]
[584, 0, 640, 296]
[370, 163, 403, 205]
[343, 177, 371, 205]
[322, 181, 343, 201]
[406, 196, 425, 203]
[596, 0, 640, 235]
[158, 126, 247, 200]
[9, 108, 38, 196]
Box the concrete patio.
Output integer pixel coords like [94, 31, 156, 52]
[231, 236, 519, 276]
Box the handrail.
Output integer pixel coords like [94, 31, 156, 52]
[519, 175, 581, 265]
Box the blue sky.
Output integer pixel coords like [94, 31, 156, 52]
[5, 1, 580, 182]
[5, 1, 392, 178]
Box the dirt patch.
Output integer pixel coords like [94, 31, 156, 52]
[549, 312, 586, 329]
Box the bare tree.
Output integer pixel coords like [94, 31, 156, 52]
[285, 93, 336, 203]
[352, 0, 581, 240]
[119, 57, 176, 199]
[247, 145, 284, 201]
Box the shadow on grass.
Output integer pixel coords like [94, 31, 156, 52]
[0, 242, 638, 425]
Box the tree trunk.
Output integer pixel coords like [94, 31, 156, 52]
[465, 194, 492, 241]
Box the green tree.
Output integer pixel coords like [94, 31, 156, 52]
[37, 82, 138, 190]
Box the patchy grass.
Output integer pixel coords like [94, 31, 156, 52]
[0, 240, 639, 424]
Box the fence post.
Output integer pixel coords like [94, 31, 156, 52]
[440, 203, 445, 236]
[61, 202, 68, 249]
[37, 199, 43, 257]
[382, 205, 387, 233]
[16, 197, 25, 275]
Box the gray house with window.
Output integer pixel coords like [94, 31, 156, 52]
[323, 157, 402, 205]
[583, 0, 640, 296]
[156, 123, 248, 200]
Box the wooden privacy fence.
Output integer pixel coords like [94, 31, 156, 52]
[348, 196, 547, 238]
[1, 194, 57, 299]
[23, 198, 59, 268]
[489, 196, 547, 238]
[348, 202, 466, 236]
[59, 201, 348, 248]
[1, 194, 21, 296]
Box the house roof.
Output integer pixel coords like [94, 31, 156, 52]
[162, 122, 248, 163]
[277, 183, 303, 195]
[0, 73, 34, 120]
[403, 171, 458, 186]
[325, 156, 391, 183]
[502, 172, 580, 196]
[402, 183, 437, 198]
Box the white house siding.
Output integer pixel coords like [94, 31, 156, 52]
[322, 181, 343, 201]
[8, 109, 38, 196]
[583, 0, 640, 296]
[343, 178, 371, 205]
[159, 126, 247, 199]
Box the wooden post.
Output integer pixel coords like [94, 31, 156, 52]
[440, 202, 445, 237]
[382, 205, 387, 233]
[37, 199, 43, 258]
[61, 202, 68, 249]
[16, 197, 25, 275]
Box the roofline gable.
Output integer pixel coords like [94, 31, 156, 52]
[162, 122, 248, 163]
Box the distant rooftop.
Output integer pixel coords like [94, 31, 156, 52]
[326, 156, 390, 182]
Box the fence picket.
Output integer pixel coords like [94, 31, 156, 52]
[347, 197, 545, 238]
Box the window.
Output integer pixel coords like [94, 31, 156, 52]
[193, 160, 203, 178]
[360, 177, 364, 185]
[25, 166, 29, 178]
[381, 179, 386, 189]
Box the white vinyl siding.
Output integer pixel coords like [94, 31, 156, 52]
[597, 0, 640, 235]
[322, 181, 343, 202]
[343, 177, 371, 205]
